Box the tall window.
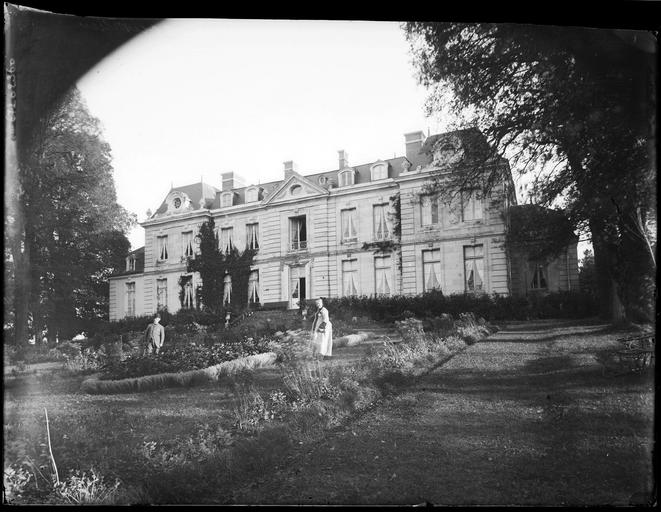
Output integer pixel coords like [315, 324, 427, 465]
[342, 259, 359, 296]
[339, 170, 354, 187]
[374, 255, 392, 296]
[246, 223, 259, 250]
[181, 275, 194, 309]
[530, 263, 548, 290]
[248, 270, 260, 304]
[157, 235, 169, 261]
[464, 245, 484, 292]
[182, 231, 194, 258]
[461, 190, 483, 222]
[421, 195, 440, 226]
[341, 208, 358, 242]
[156, 278, 168, 310]
[373, 204, 390, 240]
[290, 215, 307, 250]
[126, 255, 136, 272]
[126, 282, 135, 317]
[422, 249, 442, 292]
[220, 227, 234, 253]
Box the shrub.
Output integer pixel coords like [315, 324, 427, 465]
[52, 469, 121, 505]
[323, 290, 598, 323]
[100, 337, 274, 380]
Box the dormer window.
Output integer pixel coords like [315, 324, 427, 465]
[338, 169, 355, 187]
[126, 255, 136, 272]
[220, 192, 234, 208]
[370, 162, 388, 181]
[166, 192, 190, 213]
[246, 186, 262, 203]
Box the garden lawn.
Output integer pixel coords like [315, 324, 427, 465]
[227, 319, 655, 506]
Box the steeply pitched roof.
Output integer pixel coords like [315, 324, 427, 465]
[154, 181, 219, 215]
[113, 246, 145, 276]
[419, 127, 495, 164]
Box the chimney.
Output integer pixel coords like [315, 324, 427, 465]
[221, 171, 246, 191]
[404, 131, 426, 164]
[284, 160, 297, 179]
[338, 150, 349, 169]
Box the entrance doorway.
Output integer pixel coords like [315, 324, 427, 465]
[289, 265, 307, 309]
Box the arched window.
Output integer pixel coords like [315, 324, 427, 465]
[370, 163, 388, 181]
[220, 192, 234, 208]
[290, 184, 302, 196]
[338, 169, 355, 187]
[246, 187, 261, 203]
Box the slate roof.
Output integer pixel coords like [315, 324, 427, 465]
[418, 127, 495, 164]
[150, 129, 498, 214]
[154, 181, 219, 215]
[114, 246, 145, 276]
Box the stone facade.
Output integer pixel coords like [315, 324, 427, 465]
[108, 129, 579, 320]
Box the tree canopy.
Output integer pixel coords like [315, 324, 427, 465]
[5, 87, 135, 343]
[404, 22, 656, 321]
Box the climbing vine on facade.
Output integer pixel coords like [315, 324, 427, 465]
[186, 218, 256, 314]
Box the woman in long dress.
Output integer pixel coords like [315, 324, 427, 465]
[311, 297, 333, 358]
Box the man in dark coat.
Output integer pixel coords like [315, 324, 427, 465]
[144, 314, 165, 355]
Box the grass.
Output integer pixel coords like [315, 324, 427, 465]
[228, 319, 655, 506]
[4, 317, 653, 505]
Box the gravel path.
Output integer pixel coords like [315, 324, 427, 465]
[229, 320, 655, 506]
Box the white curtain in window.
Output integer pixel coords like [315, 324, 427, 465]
[374, 204, 390, 240]
[375, 256, 391, 296]
[423, 249, 441, 291]
[220, 228, 233, 253]
[248, 270, 260, 303]
[462, 191, 483, 221]
[342, 259, 358, 296]
[464, 245, 484, 291]
[156, 279, 167, 310]
[530, 264, 548, 289]
[290, 217, 306, 249]
[342, 209, 357, 241]
[246, 223, 259, 250]
[223, 274, 232, 305]
[126, 283, 135, 316]
[158, 236, 168, 260]
[183, 232, 194, 258]
[183, 277, 194, 308]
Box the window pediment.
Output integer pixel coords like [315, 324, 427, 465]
[165, 191, 192, 214]
[432, 136, 464, 167]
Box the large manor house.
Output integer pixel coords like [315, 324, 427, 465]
[109, 129, 579, 320]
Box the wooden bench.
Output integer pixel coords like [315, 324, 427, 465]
[616, 333, 655, 372]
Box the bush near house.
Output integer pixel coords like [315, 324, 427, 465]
[323, 290, 598, 323]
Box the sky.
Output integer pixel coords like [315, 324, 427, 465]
[76, 19, 455, 250]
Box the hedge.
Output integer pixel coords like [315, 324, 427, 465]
[321, 290, 598, 323]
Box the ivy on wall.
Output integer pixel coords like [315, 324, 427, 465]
[186, 218, 256, 314]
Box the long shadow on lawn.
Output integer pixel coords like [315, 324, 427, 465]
[416, 357, 653, 403]
[487, 326, 616, 344]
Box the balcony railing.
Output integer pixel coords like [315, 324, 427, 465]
[290, 240, 308, 251]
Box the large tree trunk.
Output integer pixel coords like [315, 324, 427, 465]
[11, 224, 31, 347]
[589, 219, 626, 322]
